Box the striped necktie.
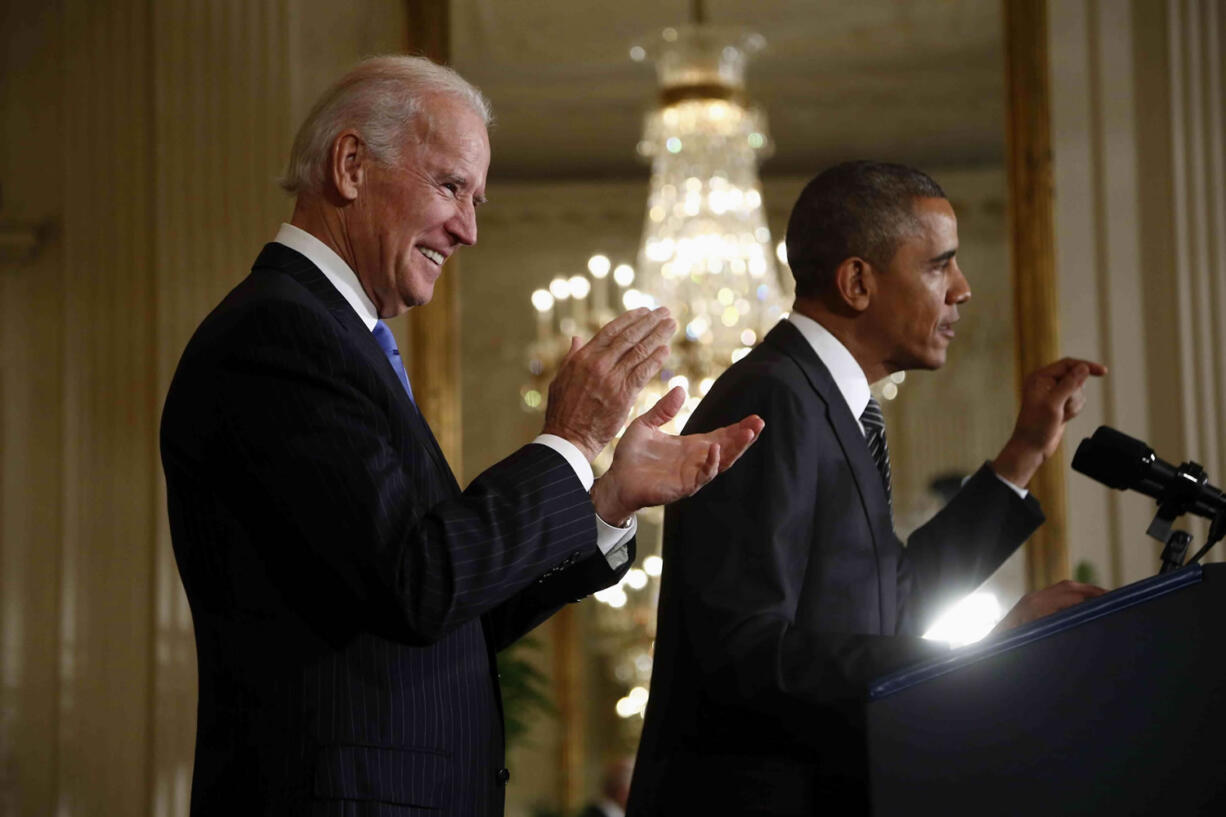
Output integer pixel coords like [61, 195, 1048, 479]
[371, 320, 415, 405]
[860, 397, 892, 513]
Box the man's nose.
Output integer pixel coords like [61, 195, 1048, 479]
[449, 203, 478, 246]
[948, 262, 971, 304]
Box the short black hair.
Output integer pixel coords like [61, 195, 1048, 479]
[785, 161, 946, 299]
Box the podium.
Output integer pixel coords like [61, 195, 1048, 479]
[866, 563, 1226, 814]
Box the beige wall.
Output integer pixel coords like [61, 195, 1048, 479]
[1051, 0, 1226, 587]
[0, 2, 407, 815]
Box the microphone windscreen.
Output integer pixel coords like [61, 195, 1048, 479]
[1072, 426, 1155, 490]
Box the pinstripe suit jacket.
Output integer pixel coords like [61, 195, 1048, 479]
[161, 242, 630, 816]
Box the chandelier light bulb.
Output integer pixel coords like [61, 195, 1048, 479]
[531, 289, 554, 312]
[568, 275, 591, 299]
[588, 254, 612, 278]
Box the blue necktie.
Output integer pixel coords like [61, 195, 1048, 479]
[371, 321, 415, 405]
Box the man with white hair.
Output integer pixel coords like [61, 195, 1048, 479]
[160, 56, 761, 816]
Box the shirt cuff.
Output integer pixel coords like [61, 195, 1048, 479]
[533, 435, 634, 567]
[993, 470, 1029, 499]
[533, 434, 594, 490]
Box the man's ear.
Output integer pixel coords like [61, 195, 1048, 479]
[328, 131, 365, 203]
[833, 256, 873, 312]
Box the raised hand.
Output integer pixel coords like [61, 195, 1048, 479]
[992, 579, 1106, 634]
[542, 307, 677, 462]
[992, 357, 1108, 488]
[589, 386, 765, 525]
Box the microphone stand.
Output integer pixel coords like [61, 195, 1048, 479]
[1145, 460, 1215, 575]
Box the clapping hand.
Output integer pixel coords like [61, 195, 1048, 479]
[590, 386, 764, 525]
[542, 307, 676, 462]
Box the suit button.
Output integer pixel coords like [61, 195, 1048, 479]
[496, 767, 511, 785]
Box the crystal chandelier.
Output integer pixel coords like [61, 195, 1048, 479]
[520, 12, 788, 736]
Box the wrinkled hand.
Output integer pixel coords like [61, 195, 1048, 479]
[590, 386, 765, 525]
[542, 307, 676, 461]
[992, 357, 1107, 487]
[992, 580, 1106, 634]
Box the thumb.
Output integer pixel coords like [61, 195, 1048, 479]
[638, 386, 685, 429]
[1050, 363, 1090, 403]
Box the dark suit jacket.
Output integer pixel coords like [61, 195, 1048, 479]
[161, 242, 631, 816]
[627, 320, 1043, 816]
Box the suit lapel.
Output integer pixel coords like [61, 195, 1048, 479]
[763, 320, 898, 632]
[252, 243, 459, 492]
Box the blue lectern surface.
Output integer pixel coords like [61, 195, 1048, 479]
[869, 563, 1204, 700]
[866, 562, 1226, 816]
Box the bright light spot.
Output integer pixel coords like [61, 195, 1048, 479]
[588, 254, 611, 278]
[748, 256, 767, 277]
[891, 372, 906, 384]
[634, 652, 653, 674]
[629, 45, 646, 61]
[776, 241, 788, 265]
[626, 568, 648, 590]
[649, 206, 665, 222]
[531, 289, 554, 312]
[549, 277, 571, 300]
[667, 375, 690, 394]
[746, 190, 762, 209]
[606, 587, 628, 608]
[666, 137, 683, 154]
[568, 275, 591, 299]
[615, 697, 638, 718]
[882, 382, 899, 400]
[717, 288, 735, 305]
[614, 264, 636, 286]
[923, 592, 1003, 647]
[748, 132, 766, 149]
[685, 316, 709, 340]
[731, 347, 751, 363]
[685, 177, 702, 192]
[699, 377, 715, 396]
[643, 555, 663, 576]
[722, 306, 739, 327]
[523, 389, 542, 409]
[628, 686, 649, 706]
[740, 329, 757, 346]
[623, 289, 644, 309]
[662, 26, 678, 41]
[754, 226, 770, 243]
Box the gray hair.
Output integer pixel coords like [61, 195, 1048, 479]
[785, 161, 946, 299]
[279, 55, 492, 195]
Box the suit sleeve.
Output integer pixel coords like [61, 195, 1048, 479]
[168, 300, 613, 646]
[666, 373, 951, 727]
[896, 465, 1045, 635]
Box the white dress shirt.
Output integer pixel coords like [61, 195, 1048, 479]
[786, 311, 1026, 499]
[274, 223, 635, 567]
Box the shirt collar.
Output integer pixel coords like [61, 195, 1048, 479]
[787, 311, 872, 433]
[274, 223, 379, 331]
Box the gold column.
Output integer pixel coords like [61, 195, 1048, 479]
[1005, 0, 1069, 589]
[404, 0, 463, 475]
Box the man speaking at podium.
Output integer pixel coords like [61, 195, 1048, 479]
[628, 161, 1105, 815]
[160, 56, 762, 816]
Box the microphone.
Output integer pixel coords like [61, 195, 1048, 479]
[1071, 426, 1226, 520]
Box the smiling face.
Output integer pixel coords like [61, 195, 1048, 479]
[863, 196, 970, 375]
[348, 94, 490, 317]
